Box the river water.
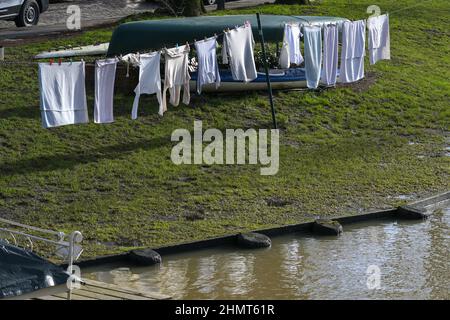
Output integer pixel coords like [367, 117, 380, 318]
[84, 206, 449, 300]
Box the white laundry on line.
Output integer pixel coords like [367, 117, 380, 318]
[132, 51, 163, 119]
[95, 58, 119, 124]
[38, 61, 88, 129]
[222, 23, 257, 83]
[194, 36, 221, 94]
[368, 14, 390, 65]
[303, 25, 322, 89]
[279, 23, 304, 68]
[161, 44, 191, 116]
[339, 20, 366, 83]
[321, 24, 339, 87]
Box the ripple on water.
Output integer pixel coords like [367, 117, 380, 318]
[85, 206, 450, 300]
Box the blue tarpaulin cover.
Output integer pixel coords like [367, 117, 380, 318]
[0, 240, 69, 299]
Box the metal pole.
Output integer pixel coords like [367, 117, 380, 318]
[256, 13, 277, 130]
[0, 47, 4, 61]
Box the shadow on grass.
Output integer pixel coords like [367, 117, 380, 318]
[0, 135, 171, 176]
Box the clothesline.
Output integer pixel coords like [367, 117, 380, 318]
[1, 12, 389, 68]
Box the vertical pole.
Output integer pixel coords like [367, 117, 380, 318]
[67, 232, 74, 301]
[0, 47, 4, 61]
[256, 13, 277, 130]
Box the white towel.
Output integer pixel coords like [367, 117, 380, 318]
[340, 20, 366, 83]
[38, 61, 88, 129]
[321, 24, 339, 86]
[95, 58, 118, 124]
[303, 25, 322, 89]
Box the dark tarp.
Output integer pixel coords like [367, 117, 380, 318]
[0, 240, 69, 299]
[107, 14, 349, 56]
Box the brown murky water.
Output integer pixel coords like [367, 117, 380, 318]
[85, 205, 449, 300]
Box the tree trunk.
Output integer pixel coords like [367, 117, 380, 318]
[183, 0, 205, 16]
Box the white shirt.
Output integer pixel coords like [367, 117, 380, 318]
[95, 58, 119, 124]
[132, 51, 163, 119]
[38, 61, 88, 128]
[222, 23, 257, 83]
[368, 14, 390, 65]
[195, 37, 221, 94]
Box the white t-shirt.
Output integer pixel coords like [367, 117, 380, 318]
[132, 51, 163, 119]
[222, 24, 257, 83]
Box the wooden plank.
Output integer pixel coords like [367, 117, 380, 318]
[83, 279, 170, 300]
[82, 285, 151, 300]
[73, 289, 123, 300]
[33, 295, 67, 301]
[52, 292, 96, 300]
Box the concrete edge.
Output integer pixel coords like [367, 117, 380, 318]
[74, 191, 449, 269]
[407, 190, 450, 209]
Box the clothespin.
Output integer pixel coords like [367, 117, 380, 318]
[49, 58, 54, 66]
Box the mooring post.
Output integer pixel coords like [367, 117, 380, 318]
[0, 47, 4, 61]
[256, 13, 278, 130]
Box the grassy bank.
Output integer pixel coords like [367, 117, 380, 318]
[0, 0, 448, 258]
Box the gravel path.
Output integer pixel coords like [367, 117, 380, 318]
[0, 0, 276, 38]
[0, 0, 157, 29]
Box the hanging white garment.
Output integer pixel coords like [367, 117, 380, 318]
[303, 25, 322, 89]
[222, 23, 257, 82]
[368, 14, 390, 65]
[38, 61, 88, 129]
[340, 20, 366, 83]
[279, 23, 303, 68]
[279, 41, 290, 69]
[321, 24, 339, 86]
[161, 44, 191, 115]
[95, 58, 118, 124]
[194, 37, 221, 94]
[132, 51, 163, 119]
